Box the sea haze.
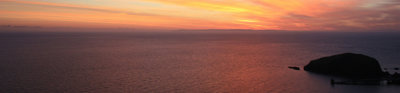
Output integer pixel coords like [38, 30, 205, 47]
[0, 31, 400, 93]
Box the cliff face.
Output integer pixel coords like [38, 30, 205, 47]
[304, 53, 383, 78]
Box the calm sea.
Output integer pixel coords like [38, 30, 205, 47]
[1, 31, 400, 93]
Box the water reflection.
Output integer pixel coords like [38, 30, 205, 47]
[0, 32, 400, 93]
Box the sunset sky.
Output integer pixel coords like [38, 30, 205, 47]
[0, 0, 399, 31]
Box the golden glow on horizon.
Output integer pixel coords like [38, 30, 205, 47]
[0, 0, 399, 31]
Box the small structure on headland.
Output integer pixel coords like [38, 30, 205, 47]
[303, 53, 400, 85]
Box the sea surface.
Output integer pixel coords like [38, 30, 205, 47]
[1, 31, 400, 93]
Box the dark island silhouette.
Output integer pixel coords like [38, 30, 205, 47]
[299, 53, 400, 85]
[304, 53, 384, 78]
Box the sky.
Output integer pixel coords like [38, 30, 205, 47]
[0, 0, 399, 31]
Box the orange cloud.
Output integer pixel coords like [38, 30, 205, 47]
[0, 0, 162, 16]
[1, 0, 399, 31]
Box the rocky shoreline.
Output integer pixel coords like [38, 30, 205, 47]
[292, 53, 400, 85]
